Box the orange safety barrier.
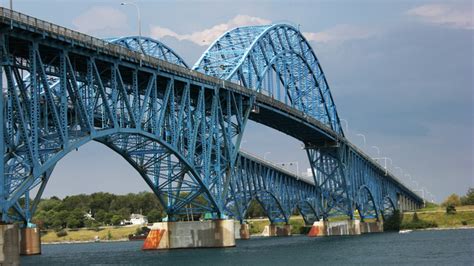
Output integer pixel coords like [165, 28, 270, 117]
[142, 229, 165, 250]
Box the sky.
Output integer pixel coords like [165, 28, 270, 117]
[7, 0, 473, 203]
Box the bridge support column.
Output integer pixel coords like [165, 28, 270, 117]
[0, 224, 20, 265]
[263, 224, 292, 237]
[360, 221, 384, 234]
[143, 219, 235, 250]
[308, 219, 361, 237]
[239, 223, 250, 240]
[20, 227, 41, 255]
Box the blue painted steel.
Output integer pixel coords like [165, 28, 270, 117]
[0, 8, 422, 225]
[107, 36, 189, 68]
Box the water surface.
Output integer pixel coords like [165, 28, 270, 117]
[22, 229, 474, 265]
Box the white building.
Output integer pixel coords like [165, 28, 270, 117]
[121, 213, 148, 225]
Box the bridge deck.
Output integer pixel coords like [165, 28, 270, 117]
[0, 8, 422, 203]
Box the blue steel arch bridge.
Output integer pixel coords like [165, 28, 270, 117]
[0, 8, 422, 226]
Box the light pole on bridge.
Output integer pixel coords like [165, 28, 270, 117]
[340, 118, 349, 133]
[371, 145, 380, 155]
[121, 2, 142, 48]
[373, 157, 392, 176]
[356, 133, 366, 149]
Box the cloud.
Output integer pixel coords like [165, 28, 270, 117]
[406, 4, 473, 30]
[72, 6, 129, 35]
[303, 24, 375, 43]
[150, 15, 271, 46]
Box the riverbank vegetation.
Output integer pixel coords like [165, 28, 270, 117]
[32, 192, 165, 231]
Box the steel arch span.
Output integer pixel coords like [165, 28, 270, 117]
[193, 24, 343, 135]
[0, 33, 254, 222]
[228, 152, 319, 225]
[107, 36, 189, 68]
[0, 9, 423, 226]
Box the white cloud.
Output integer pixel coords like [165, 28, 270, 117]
[303, 24, 375, 43]
[150, 15, 271, 46]
[406, 4, 473, 30]
[72, 6, 129, 35]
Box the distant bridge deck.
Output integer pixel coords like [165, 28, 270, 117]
[0, 8, 422, 204]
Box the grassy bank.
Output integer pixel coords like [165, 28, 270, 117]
[41, 225, 141, 243]
[402, 205, 474, 229]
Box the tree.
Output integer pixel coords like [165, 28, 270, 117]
[111, 215, 123, 226]
[460, 188, 474, 206]
[442, 194, 461, 207]
[66, 217, 81, 229]
[147, 209, 163, 223]
[446, 204, 456, 215]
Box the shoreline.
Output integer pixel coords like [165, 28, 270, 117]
[41, 227, 474, 244]
[43, 238, 131, 245]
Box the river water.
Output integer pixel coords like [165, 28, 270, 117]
[22, 229, 474, 265]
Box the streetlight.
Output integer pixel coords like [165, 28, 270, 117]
[264, 151, 271, 160]
[371, 146, 380, 155]
[121, 2, 142, 43]
[356, 133, 366, 148]
[340, 118, 349, 133]
[373, 157, 392, 176]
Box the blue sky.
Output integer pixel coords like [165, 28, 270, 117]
[9, 0, 473, 202]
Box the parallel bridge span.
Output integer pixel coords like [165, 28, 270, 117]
[0, 8, 422, 225]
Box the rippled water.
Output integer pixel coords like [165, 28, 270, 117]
[22, 229, 474, 265]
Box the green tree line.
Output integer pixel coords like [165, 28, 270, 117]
[33, 192, 165, 230]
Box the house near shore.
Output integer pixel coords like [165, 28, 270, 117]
[120, 213, 148, 225]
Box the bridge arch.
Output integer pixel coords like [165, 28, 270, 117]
[194, 24, 343, 135]
[5, 128, 220, 222]
[381, 196, 397, 220]
[355, 185, 379, 221]
[107, 36, 189, 68]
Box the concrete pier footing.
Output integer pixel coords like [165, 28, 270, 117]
[20, 227, 41, 255]
[239, 223, 250, 239]
[143, 219, 235, 250]
[308, 219, 362, 236]
[0, 224, 20, 265]
[262, 224, 292, 237]
[360, 221, 383, 234]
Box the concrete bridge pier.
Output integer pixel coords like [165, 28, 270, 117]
[238, 223, 250, 239]
[308, 219, 362, 236]
[360, 221, 384, 234]
[0, 224, 20, 265]
[262, 224, 292, 237]
[143, 219, 235, 250]
[20, 227, 41, 255]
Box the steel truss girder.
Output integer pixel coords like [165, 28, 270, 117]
[0, 33, 253, 223]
